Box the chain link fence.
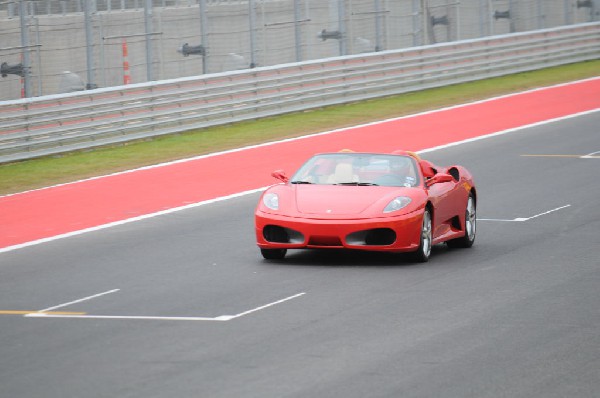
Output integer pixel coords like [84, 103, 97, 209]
[1, 0, 598, 101]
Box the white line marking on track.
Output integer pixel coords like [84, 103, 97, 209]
[478, 205, 571, 222]
[0, 188, 268, 254]
[418, 109, 600, 155]
[581, 150, 600, 159]
[477, 218, 522, 222]
[523, 204, 572, 221]
[26, 313, 222, 321]
[225, 292, 306, 321]
[25, 292, 306, 322]
[38, 289, 120, 312]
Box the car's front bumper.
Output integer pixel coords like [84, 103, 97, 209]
[255, 209, 423, 253]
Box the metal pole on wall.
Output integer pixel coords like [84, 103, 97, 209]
[508, 0, 515, 32]
[478, 0, 487, 37]
[293, 0, 302, 62]
[537, 0, 544, 29]
[564, 0, 572, 25]
[412, 0, 425, 47]
[144, 0, 154, 81]
[456, 1, 461, 41]
[374, 0, 382, 51]
[83, 0, 97, 89]
[421, 0, 429, 45]
[199, 0, 208, 73]
[18, 0, 32, 98]
[488, 0, 494, 35]
[249, 0, 257, 68]
[337, 0, 346, 56]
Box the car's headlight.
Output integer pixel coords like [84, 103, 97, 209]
[383, 196, 411, 213]
[263, 193, 279, 210]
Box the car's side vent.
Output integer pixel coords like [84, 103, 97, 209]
[450, 216, 462, 231]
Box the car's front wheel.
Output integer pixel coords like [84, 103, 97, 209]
[411, 208, 432, 263]
[260, 248, 287, 260]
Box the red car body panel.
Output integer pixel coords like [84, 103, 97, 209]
[255, 151, 476, 256]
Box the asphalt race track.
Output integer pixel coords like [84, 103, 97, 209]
[1, 111, 599, 397]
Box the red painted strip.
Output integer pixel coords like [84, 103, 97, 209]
[1, 79, 599, 249]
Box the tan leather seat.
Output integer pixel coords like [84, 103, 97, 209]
[327, 163, 358, 184]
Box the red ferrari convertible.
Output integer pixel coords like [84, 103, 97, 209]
[255, 150, 476, 262]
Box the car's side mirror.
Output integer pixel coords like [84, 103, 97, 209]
[427, 173, 453, 186]
[419, 160, 437, 179]
[271, 170, 289, 183]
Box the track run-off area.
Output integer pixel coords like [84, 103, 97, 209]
[1, 77, 600, 398]
[1, 77, 599, 252]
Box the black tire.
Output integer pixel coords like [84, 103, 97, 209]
[411, 208, 432, 263]
[447, 192, 476, 249]
[260, 248, 287, 260]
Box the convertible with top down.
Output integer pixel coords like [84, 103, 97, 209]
[255, 150, 476, 262]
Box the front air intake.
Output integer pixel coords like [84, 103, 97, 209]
[346, 228, 396, 246]
[263, 225, 304, 244]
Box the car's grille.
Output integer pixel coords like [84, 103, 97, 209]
[308, 236, 343, 247]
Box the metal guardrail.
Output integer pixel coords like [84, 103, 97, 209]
[1, 22, 599, 164]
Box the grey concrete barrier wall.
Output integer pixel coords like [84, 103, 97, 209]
[1, 22, 599, 164]
[1, 0, 598, 101]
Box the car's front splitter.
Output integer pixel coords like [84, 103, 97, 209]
[255, 209, 423, 253]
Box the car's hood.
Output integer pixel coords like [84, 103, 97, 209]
[294, 185, 409, 216]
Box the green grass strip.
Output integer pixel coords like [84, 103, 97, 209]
[1, 60, 598, 195]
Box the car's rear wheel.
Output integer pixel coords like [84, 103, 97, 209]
[448, 192, 476, 248]
[260, 248, 287, 260]
[411, 208, 432, 263]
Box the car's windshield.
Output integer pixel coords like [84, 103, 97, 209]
[290, 153, 420, 187]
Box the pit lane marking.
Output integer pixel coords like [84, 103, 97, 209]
[24, 292, 306, 322]
[478, 204, 571, 222]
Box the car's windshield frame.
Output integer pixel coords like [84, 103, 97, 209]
[290, 153, 421, 187]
